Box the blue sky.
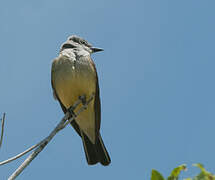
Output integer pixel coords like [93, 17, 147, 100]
[0, 0, 215, 179]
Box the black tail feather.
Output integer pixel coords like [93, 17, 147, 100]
[81, 132, 111, 166]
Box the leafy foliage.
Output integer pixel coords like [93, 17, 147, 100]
[151, 164, 215, 180]
[151, 169, 165, 180]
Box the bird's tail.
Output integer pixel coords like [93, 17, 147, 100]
[81, 131, 111, 166]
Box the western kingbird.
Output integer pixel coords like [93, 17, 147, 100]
[51, 35, 111, 166]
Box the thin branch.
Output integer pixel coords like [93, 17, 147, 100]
[0, 141, 41, 166]
[0, 97, 83, 167]
[7, 93, 94, 180]
[0, 113, 6, 148]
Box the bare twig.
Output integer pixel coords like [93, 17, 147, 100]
[7, 94, 94, 180]
[0, 141, 41, 166]
[0, 97, 83, 167]
[0, 113, 6, 148]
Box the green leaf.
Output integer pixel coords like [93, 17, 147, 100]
[193, 163, 206, 173]
[151, 169, 165, 180]
[167, 164, 187, 180]
[192, 163, 215, 180]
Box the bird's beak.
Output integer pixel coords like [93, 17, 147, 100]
[91, 47, 104, 53]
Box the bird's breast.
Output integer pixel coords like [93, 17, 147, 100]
[53, 56, 96, 109]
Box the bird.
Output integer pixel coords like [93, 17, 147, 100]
[51, 35, 111, 166]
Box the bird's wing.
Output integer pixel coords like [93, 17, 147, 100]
[89, 56, 101, 135]
[51, 59, 58, 100]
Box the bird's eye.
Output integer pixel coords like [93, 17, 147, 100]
[81, 40, 88, 46]
[80, 40, 85, 44]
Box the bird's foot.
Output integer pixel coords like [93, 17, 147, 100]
[79, 95, 86, 105]
[79, 95, 87, 109]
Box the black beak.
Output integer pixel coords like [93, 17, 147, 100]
[91, 47, 104, 53]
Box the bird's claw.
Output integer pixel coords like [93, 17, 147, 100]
[79, 95, 87, 110]
[79, 95, 86, 105]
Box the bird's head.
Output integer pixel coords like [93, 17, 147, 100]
[60, 35, 103, 54]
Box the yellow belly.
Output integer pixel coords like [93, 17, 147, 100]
[52, 57, 96, 143]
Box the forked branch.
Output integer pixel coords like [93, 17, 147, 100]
[0, 94, 94, 180]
